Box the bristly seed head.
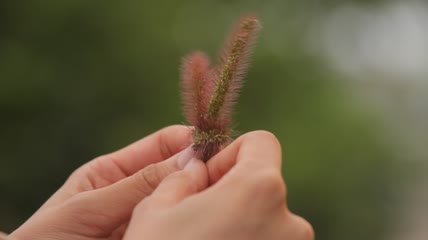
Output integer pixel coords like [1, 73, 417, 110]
[180, 14, 261, 162]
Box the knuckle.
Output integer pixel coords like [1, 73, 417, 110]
[134, 171, 196, 215]
[66, 158, 103, 187]
[134, 164, 165, 195]
[159, 125, 192, 159]
[167, 171, 197, 192]
[246, 169, 286, 203]
[256, 169, 286, 194]
[67, 155, 104, 180]
[167, 171, 193, 185]
[67, 167, 84, 182]
[291, 215, 315, 240]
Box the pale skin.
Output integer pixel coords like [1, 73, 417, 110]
[8, 125, 314, 240]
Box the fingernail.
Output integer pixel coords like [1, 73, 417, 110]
[184, 158, 198, 169]
[177, 146, 195, 169]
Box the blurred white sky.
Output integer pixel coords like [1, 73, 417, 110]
[309, 0, 428, 162]
[313, 0, 428, 81]
[308, 1, 428, 239]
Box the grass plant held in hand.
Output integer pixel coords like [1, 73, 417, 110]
[180, 14, 261, 161]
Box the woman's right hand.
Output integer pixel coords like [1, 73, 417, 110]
[124, 131, 314, 240]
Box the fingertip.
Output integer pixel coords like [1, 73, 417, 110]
[104, 125, 194, 178]
[243, 130, 281, 153]
[157, 125, 194, 158]
[140, 158, 208, 210]
[183, 158, 209, 191]
[176, 147, 197, 169]
[237, 130, 282, 163]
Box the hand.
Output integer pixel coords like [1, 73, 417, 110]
[0, 231, 8, 240]
[10, 125, 196, 240]
[124, 130, 314, 240]
[10, 126, 313, 240]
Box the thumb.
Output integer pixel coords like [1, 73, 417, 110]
[58, 147, 196, 236]
[139, 158, 208, 211]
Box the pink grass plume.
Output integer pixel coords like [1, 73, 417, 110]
[181, 51, 213, 127]
[180, 14, 261, 161]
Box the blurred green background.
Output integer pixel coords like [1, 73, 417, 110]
[1, 1, 427, 239]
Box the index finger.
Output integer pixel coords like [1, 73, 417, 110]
[41, 125, 193, 209]
[107, 125, 193, 176]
